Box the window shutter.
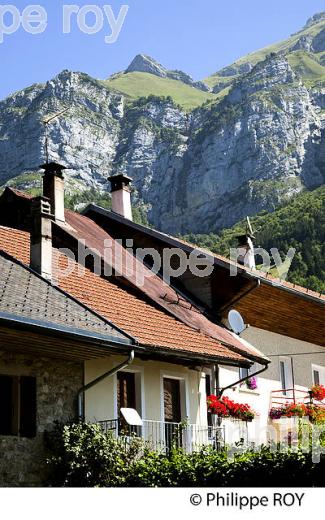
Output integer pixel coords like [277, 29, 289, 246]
[19, 376, 36, 438]
[0, 375, 14, 435]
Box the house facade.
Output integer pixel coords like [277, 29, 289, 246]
[83, 188, 325, 445]
[0, 164, 324, 485]
[0, 166, 268, 486]
[0, 246, 135, 485]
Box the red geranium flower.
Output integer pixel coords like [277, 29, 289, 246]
[207, 395, 255, 421]
[310, 385, 325, 402]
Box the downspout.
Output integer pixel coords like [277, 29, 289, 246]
[291, 357, 296, 404]
[217, 362, 270, 398]
[78, 350, 135, 420]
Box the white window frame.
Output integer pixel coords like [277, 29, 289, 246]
[279, 357, 293, 396]
[160, 371, 189, 424]
[312, 364, 325, 386]
[114, 365, 145, 420]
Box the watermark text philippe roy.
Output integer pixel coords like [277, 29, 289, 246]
[0, 3, 129, 43]
[53, 239, 296, 289]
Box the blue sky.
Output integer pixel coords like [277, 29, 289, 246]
[0, 0, 324, 99]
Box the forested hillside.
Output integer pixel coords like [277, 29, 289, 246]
[182, 186, 325, 293]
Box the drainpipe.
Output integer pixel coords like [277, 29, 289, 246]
[217, 362, 270, 398]
[77, 350, 135, 420]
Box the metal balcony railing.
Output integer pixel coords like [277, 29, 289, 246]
[97, 418, 225, 453]
[270, 388, 325, 409]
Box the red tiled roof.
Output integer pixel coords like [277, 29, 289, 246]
[0, 188, 269, 363]
[6, 187, 325, 302]
[61, 211, 268, 363]
[0, 225, 246, 364]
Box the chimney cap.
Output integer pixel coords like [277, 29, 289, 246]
[108, 173, 133, 192]
[236, 233, 255, 246]
[40, 161, 67, 177]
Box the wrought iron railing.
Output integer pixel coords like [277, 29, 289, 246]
[97, 418, 225, 453]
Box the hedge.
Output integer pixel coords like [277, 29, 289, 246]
[45, 422, 325, 487]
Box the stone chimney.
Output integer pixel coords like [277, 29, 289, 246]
[41, 162, 66, 222]
[30, 197, 53, 281]
[108, 174, 133, 221]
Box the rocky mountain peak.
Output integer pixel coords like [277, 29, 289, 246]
[228, 54, 296, 104]
[126, 54, 167, 77]
[125, 54, 210, 92]
[1, 14, 325, 237]
[304, 12, 325, 30]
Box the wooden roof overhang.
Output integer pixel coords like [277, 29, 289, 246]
[234, 281, 325, 347]
[83, 205, 325, 348]
[0, 312, 252, 368]
[0, 312, 135, 362]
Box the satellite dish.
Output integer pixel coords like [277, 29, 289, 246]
[120, 408, 143, 426]
[228, 309, 246, 335]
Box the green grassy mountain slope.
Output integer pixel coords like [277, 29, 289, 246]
[182, 186, 325, 293]
[205, 12, 325, 91]
[103, 72, 216, 110]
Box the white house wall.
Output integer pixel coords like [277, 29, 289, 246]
[218, 326, 325, 444]
[84, 356, 209, 427]
[84, 328, 324, 445]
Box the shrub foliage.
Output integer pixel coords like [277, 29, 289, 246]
[45, 423, 325, 487]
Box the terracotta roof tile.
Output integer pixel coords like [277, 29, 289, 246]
[0, 189, 268, 363]
[0, 225, 245, 363]
[61, 211, 267, 363]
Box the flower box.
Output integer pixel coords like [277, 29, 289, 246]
[207, 395, 256, 421]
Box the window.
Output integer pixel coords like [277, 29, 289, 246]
[312, 365, 325, 386]
[0, 375, 36, 438]
[279, 357, 293, 396]
[313, 370, 320, 386]
[205, 373, 212, 426]
[239, 367, 250, 380]
[117, 371, 136, 411]
[163, 378, 181, 423]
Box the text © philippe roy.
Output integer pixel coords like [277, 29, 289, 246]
[0, 4, 129, 43]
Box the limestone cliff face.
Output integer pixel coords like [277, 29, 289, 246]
[0, 54, 324, 234]
[111, 55, 325, 233]
[0, 71, 124, 191]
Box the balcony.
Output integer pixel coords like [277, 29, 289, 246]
[98, 419, 225, 453]
[270, 388, 325, 408]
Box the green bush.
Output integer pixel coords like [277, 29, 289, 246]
[45, 422, 145, 487]
[45, 423, 325, 487]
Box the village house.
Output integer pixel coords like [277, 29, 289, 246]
[84, 178, 325, 444]
[0, 164, 271, 486]
[0, 162, 324, 485]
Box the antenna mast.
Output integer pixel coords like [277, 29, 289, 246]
[42, 107, 70, 164]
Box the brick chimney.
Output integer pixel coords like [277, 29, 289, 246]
[41, 162, 66, 222]
[30, 197, 53, 281]
[108, 174, 133, 221]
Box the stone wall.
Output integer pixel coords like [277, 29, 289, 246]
[0, 350, 83, 486]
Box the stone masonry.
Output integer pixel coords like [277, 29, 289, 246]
[0, 350, 83, 486]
